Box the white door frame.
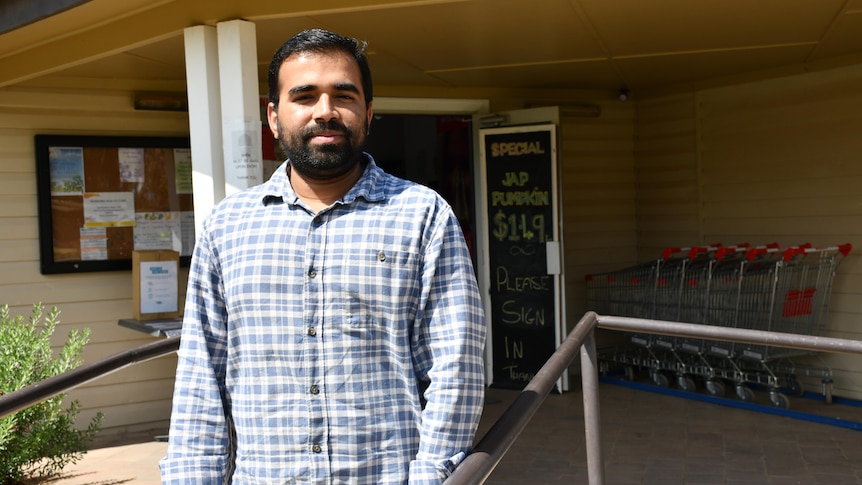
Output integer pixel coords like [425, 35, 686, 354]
[473, 107, 567, 391]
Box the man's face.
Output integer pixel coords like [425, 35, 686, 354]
[267, 51, 373, 180]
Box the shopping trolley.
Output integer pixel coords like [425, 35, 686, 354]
[728, 244, 851, 405]
[593, 243, 852, 408]
[586, 256, 667, 383]
[688, 245, 808, 406]
[590, 245, 725, 388]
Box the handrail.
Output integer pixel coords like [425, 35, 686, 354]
[0, 336, 180, 418]
[4, 315, 862, 485]
[446, 312, 603, 485]
[445, 312, 862, 485]
[597, 315, 862, 355]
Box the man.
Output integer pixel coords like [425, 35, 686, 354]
[160, 29, 486, 484]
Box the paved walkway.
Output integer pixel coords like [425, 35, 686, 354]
[480, 382, 862, 484]
[40, 381, 862, 484]
[35, 441, 166, 484]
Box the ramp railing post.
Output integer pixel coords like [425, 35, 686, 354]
[581, 330, 604, 484]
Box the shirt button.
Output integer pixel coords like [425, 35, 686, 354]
[308, 268, 316, 278]
[310, 385, 319, 394]
[377, 251, 386, 261]
[307, 327, 317, 336]
[312, 444, 322, 453]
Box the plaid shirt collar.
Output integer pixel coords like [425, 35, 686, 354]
[261, 153, 386, 207]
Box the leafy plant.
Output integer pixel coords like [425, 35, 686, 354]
[0, 303, 103, 484]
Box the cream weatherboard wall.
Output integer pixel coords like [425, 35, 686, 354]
[633, 92, 700, 260]
[0, 84, 189, 440]
[635, 63, 862, 400]
[3, 60, 862, 437]
[558, 101, 638, 327]
[2, 82, 636, 437]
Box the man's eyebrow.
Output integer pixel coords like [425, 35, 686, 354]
[287, 83, 360, 97]
[334, 82, 361, 94]
[288, 85, 315, 96]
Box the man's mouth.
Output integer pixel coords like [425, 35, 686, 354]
[308, 131, 345, 143]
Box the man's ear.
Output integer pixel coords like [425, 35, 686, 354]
[366, 101, 374, 135]
[266, 102, 279, 138]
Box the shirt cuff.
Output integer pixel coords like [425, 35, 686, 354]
[159, 455, 227, 484]
[409, 451, 466, 485]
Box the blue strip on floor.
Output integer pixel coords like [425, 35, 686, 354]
[599, 376, 862, 432]
[799, 390, 862, 408]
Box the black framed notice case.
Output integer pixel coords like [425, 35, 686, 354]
[35, 134, 195, 274]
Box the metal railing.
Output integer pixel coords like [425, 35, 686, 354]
[0, 336, 180, 418]
[3, 315, 862, 485]
[445, 312, 862, 485]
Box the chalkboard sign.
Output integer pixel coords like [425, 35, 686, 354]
[481, 124, 560, 389]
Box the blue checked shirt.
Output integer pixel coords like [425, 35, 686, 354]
[160, 156, 486, 484]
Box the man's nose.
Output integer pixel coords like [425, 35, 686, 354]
[313, 94, 338, 122]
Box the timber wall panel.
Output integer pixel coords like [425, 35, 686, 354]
[0, 84, 188, 440]
[634, 93, 700, 260]
[635, 63, 862, 400]
[559, 100, 638, 326]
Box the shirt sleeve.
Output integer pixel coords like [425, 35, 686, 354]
[159, 223, 233, 483]
[409, 206, 487, 484]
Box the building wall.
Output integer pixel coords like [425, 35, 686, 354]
[633, 92, 700, 259]
[3, 82, 632, 437]
[635, 63, 862, 400]
[559, 101, 638, 323]
[0, 84, 189, 440]
[3, 60, 862, 440]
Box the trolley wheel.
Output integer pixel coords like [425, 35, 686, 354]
[785, 378, 805, 397]
[735, 385, 754, 402]
[705, 379, 726, 397]
[823, 379, 833, 404]
[677, 375, 696, 392]
[650, 372, 670, 388]
[769, 392, 790, 409]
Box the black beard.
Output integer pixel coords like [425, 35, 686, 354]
[278, 120, 366, 180]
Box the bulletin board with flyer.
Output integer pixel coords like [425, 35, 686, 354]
[35, 134, 195, 274]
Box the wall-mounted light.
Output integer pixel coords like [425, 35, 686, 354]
[134, 92, 189, 111]
[618, 88, 630, 102]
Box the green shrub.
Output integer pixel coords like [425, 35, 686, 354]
[0, 303, 103, 484]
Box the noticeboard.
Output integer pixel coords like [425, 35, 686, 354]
[35, 134, 194, 274]
[481, 124, 561, 390]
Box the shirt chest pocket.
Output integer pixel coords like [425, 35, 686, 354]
[328, 248, 419, 327]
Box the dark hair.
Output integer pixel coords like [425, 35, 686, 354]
[267, 29, 373, 108]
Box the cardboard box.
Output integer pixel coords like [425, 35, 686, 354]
[132, 250, 180, 320]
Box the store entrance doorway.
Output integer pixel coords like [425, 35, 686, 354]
[365, 114, 477, 261]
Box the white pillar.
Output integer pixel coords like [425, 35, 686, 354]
[183, 24, 225, 236]
[217, 19, 263, 196]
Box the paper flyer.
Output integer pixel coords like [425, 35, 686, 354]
[83, 192, 136, 227]
[139, 260, 179, 314]
[134, 211, 181, 252]
[119, 147, 145, 183]
[48, 147, 85, 195]
[174, 147, 193, 194]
